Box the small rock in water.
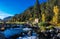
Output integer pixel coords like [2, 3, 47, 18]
[18, 37, 22, 39]
[31, 36, 38, 39]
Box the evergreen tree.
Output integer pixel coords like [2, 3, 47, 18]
[34, 0, 41, 22]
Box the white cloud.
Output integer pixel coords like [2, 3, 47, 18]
[0, 11, 13, 19]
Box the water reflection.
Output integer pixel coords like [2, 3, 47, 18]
[0, 24, 38, 39]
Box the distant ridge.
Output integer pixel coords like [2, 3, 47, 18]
[3, 16, 12, 22]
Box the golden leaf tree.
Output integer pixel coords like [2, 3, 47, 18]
[53, 5, 59, 24]
[42, 14, 45, 22]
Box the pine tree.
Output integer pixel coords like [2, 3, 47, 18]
[41, 3, 46, 22]
[34, 0, 41, 22]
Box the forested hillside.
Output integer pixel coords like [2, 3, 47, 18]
[8, 0, 60, 25]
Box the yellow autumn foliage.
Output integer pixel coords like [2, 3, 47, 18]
[29, 18, 33, 21]
[53, 6, 59, 14]
[57, 23, 60, 26]
[52, 5, 59, 24]
[42, 14, 45, 22]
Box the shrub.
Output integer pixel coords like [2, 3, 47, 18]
[38, 22, 51, 27]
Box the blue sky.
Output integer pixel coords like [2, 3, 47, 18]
[0, 0, 47, 19]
